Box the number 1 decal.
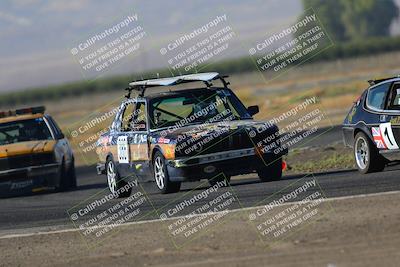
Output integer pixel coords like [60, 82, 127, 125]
[380, 123, 399, 150]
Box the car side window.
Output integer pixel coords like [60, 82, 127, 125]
[131, 102, 147, 131]
[389, 83, 400, 110]
[46, 116, 62, 137]
[121, 102, 135, 132]
[120, 101, 147, 132]
[367, 83, 391, 111]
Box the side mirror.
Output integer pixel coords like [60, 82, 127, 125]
[247, 105, 259, 116]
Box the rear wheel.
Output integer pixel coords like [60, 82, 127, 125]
[257, 158, 283, 182]
[354, 132, 385, 174]
[153, 151, 181, 194]
[106, 159, 132, 198]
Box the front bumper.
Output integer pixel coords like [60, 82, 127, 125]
[169, 148, 256, 167]
[0, 163, 60, 196]
[0, 163, 60, 178]
[167, 147, 287, 182]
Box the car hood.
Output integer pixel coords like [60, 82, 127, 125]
[153, 120, 279, 157]
[157, 120, 275, 137]
[0, 140, 56, 158]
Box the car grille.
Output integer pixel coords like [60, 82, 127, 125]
[176, 130, 255, 157]
[0, 153, 55, 171]
[202, 132, 254, 154]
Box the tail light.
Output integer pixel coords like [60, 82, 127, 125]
[282, 160, 287, 171]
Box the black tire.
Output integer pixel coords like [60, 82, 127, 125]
[257, 158, 283, 182]
[57, 158, 77, 191]
[106, 158, 132, 198]
[57, 160, 69, 192]
[354, 132, 386, 174]
[153, 151, 181, 194]
[67, 157, 77, 189]
[208, 174, 231, 187]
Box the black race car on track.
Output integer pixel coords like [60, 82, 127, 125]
[343, 76, 400, 173]
[96, 72, 288, 196]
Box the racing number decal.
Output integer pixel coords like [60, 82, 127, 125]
[380, 123, 399, 150]
[372, 123, 399, 150]
[117, 136, 130, 163]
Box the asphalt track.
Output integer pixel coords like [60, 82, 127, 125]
[0, 125, 399, 237]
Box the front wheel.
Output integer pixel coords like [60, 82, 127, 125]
[257, 158, 283, 182]
[354, 132, 385, 174]
[153, 151, 181, 194]
[57, 161, 68, 192]
[106, 159, 132, 198]
[67, 157, 77, 189]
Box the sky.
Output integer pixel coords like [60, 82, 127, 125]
[0, 0, 399, 93]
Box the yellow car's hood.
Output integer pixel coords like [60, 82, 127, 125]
[0, 140, 56, 158]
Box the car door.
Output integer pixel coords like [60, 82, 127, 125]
[115, 99, 151, 180]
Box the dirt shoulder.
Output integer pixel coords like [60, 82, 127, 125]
[1, 191, 400, 267]
[285, 142, 355, 175]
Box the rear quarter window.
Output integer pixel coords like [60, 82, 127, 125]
[367, 83, 391, 111]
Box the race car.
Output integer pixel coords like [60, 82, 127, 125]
[0, 106, 76, 196]
[96, 72, 287, 196]
[343, 76, 400, 173]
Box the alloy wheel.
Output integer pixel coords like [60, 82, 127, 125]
[107, 161, 117, 194]
[154, 156, 165, 190]
[355, 136, 369, 170]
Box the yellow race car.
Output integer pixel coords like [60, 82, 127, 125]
[0, 106, 76, 196]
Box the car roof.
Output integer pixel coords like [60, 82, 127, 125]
[128, 72, 220, 88]
[369, 77, 400, 88]
[0, 113, 44, 124]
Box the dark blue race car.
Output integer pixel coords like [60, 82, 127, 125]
[343, 76, 400, 173]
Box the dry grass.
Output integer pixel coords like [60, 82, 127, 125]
[285, 144, 355, 174]
[21, 51, 400, 166]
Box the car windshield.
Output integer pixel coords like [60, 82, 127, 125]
[0, 118, 53, 145]
[149, 89, 252, 129]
